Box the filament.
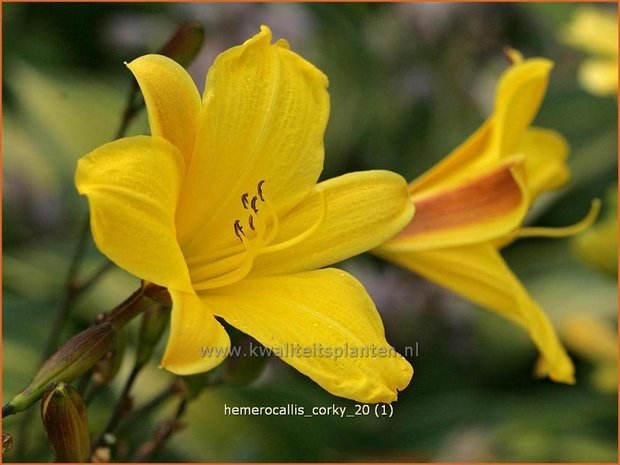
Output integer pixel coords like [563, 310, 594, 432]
[259, 190, 327, 255]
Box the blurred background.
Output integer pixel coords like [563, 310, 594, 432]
[3, 2, 617, 462]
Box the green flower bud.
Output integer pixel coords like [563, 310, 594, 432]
[159, 21, 205, 68]
[92, 328, 125, 385]
[41, 383, 90, 463]
[6, 323, 115, 414]
[135, 304, 170, 369]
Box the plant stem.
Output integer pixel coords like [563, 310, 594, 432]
[42, 219, 90, 360]
[90, 365, 142, 452]
[131, 397, 188, 462]
[15, 73, 146, 461]
[16, 220, 94, 459]
[119, 380, 182, 432]
[91, 285, 171, 451]
[77, 261, 115, 296]
[104, 285, 152, 330]
[40, 72, 143, 364]
[114, 83, 142, 140]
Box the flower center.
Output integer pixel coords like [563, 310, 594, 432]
[191, 181, 326, 291]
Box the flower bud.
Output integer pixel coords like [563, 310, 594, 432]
[159, 21, 205, 68]
[92, 328, 125, 385]
[41, 383, 91, 462]
[135, 304, 170, 369]
[6, 323, 115, 414]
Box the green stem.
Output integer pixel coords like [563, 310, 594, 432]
[91, 365, 141, 452]
[118, 381, 181, 432]
[113, 82, 142, 140]
[104, 285, 152, 330]
[14, 72, 145, 461]
[42, 219, 90, 360]
[39, 68, 143, 364]
[15, 218, 92, 459]
[82, 381, 100, 405]
[76, 261, 115, 297]
[6, 285, 153, 421]
[131, 397, 188, 462]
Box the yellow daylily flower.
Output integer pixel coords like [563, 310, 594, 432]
[561, 6, 618, 96]
[375, 54, 588, 384]
[75, 26, 414, 403]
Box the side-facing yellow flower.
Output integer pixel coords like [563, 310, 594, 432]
[76, 26, 414, 403]
[561, 6, 618, 96]
[375, 54, 591, 384]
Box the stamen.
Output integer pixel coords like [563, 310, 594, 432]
[193, 233, 255, 290]
[257, 180, 266, 201]
[258, 190, 327, 255]
[516, 199, 601, 239]
[187, 241, 245, 266]
[234, 220, 245, 241]
[192, 257, 254, 290]
[241, 193, 250, 209]
[190, 252, 249, 282]
[251, 196, 259, 214]
[259, 196, 280, 245]
[191, 180, 330, 291]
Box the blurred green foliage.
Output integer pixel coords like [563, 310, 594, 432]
[3, 3, 617, 462]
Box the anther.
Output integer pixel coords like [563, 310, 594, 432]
[234, 220, 245, 241]
[248, 215, 255, 231]
[241, 193, 250, 209]
[251, 196, 259, 214]
[257, 180, 266, 201]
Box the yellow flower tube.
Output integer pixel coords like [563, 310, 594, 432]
[76, 26, 414, 403]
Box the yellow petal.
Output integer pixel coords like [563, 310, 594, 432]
[250, 170, 414, 277]
[206, 269, 413, 403]
[518, 128, 570, 201]
[409, 58, 553, 198]
[491, 58, 553, 156]
[375, 244, 574, 383]
[161, 290, 230, 374]
[408, 121, 494, 197]
[75, 136, 192, 293]
[176, 25, 329, 259]
[579, 58, 618, 96]
[126, 54, 202, 160]
[538, 312, 617, 392]
[384, 160, 527, 251]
